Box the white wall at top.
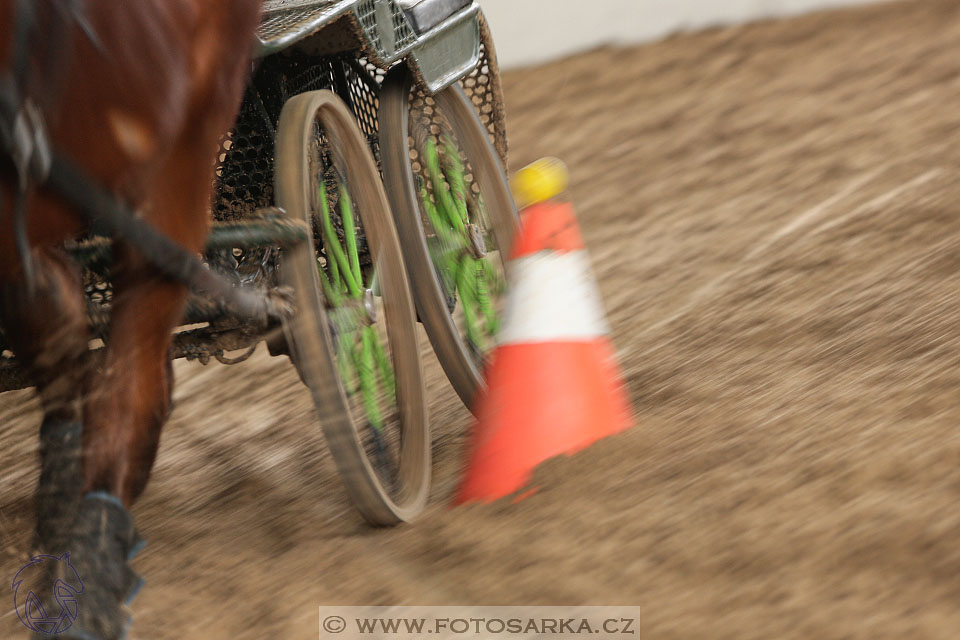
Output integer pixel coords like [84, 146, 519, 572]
[478, 0, 882, 68]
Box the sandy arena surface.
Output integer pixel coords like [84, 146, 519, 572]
[3, 1, 960, 638]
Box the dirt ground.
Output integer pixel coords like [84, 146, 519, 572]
[4, 0, 960, 638]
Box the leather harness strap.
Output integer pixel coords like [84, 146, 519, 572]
[1, 0, 48, 290]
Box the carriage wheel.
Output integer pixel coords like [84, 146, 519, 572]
[379, 65, 519, 412]
[274, 90, 429, 524]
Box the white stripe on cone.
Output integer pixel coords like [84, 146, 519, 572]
[497, 250, 611, 345]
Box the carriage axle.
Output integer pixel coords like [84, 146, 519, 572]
[0, 209, 310, 392]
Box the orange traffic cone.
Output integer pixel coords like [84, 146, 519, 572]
[455, 158, 634, 504]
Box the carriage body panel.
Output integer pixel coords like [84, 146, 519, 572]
[257, 0, 480, 94]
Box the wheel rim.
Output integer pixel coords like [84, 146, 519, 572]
[275, 90, 428, 523]
[380, 67, 518, 411]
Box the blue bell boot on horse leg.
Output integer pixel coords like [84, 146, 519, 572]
[40, 492, 145, 640]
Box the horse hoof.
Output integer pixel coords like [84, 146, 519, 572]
[51, 493, 144, 640]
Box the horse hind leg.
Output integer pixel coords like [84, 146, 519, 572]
[1, 249, 146, 640]
[23, 257, 184, 640]
[0, 246, 89, 555]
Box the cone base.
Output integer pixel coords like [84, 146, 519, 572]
[455, 339, 633, 504]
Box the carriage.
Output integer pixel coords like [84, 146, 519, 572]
[0, 0, 517, 525]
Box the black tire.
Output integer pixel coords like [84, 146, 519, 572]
[379, 65, 518, 412]
[274, 90, 429, 525]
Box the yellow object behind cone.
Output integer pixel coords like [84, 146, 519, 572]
[512, 157, 569, 209]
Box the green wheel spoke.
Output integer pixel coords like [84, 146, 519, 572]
[318, 183, 361, 297]
[358, 327, 384, 430]
[424, 137, 464, 233]
[428, 237, 464, 293]
[420, 177, 460, 244]
[317, 175, 399, 432]
[455, 255, 484, 351]
[371, 330, 397, 400]
[413, 119, 509, 374]
[339, 185, 363, 284]
[475, 258, 498, 333]
[317, 185, 342, 290]
[331, 305, 397, 428]
[442, 135, 470, 227]
[339, 329, 359, 395]
[317, 261, 345, 307]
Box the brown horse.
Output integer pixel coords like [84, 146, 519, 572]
[0, 1, 262, 637]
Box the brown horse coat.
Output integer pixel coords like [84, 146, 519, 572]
[0, 0, 262, 502]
